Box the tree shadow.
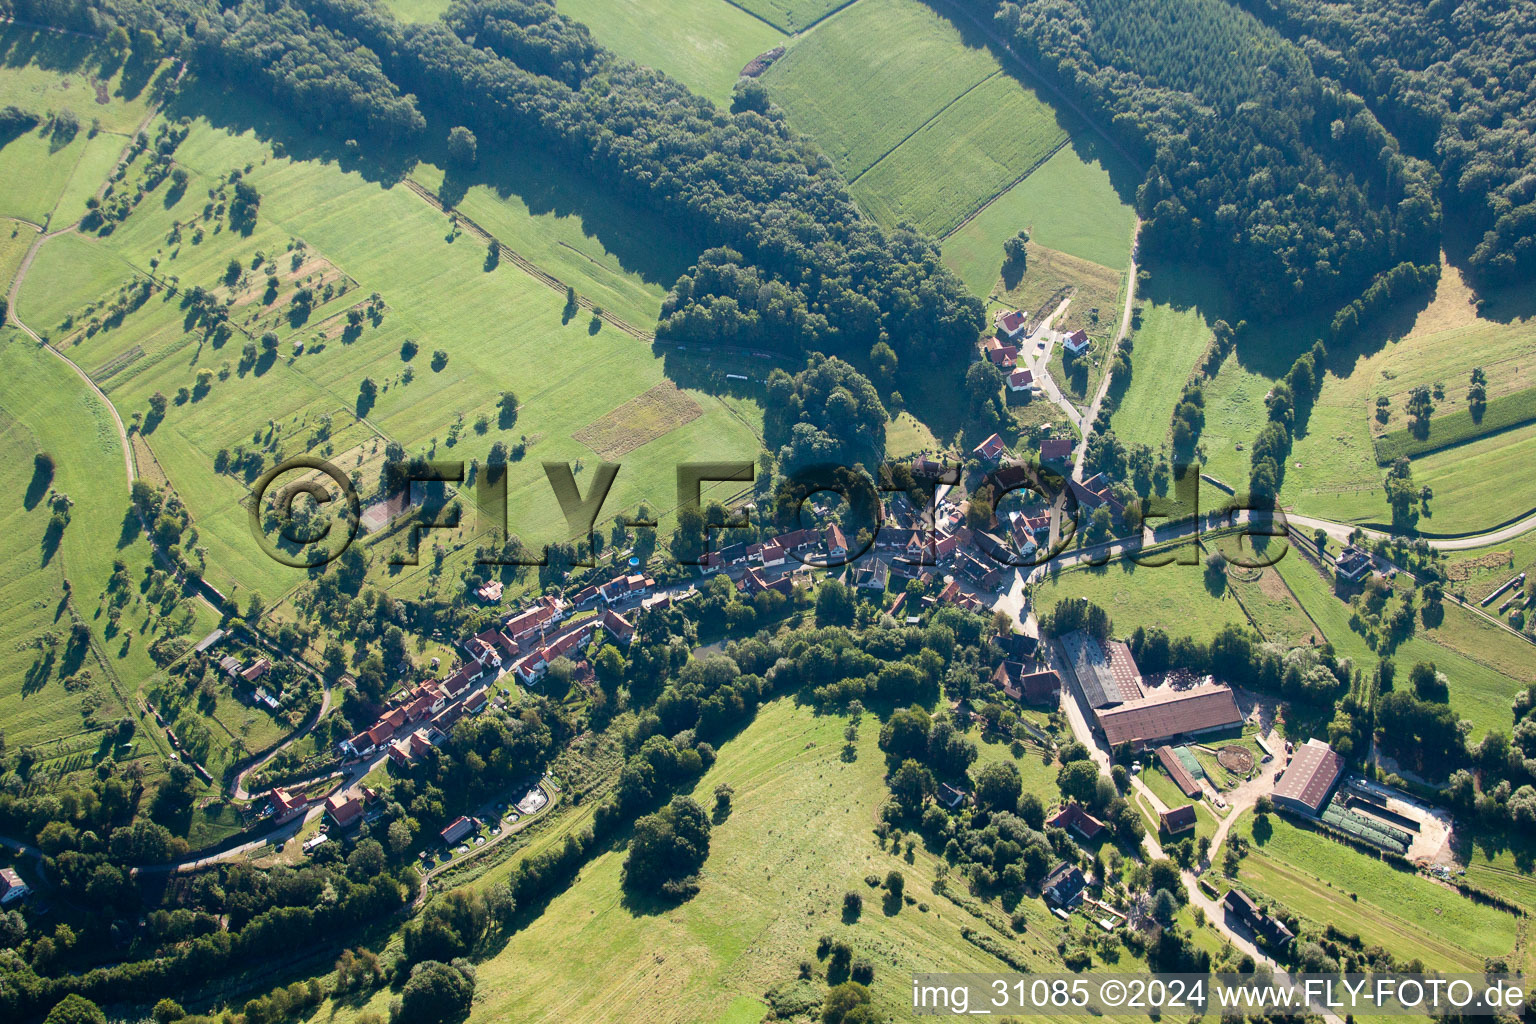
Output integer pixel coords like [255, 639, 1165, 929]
[24, 458, 52, 510]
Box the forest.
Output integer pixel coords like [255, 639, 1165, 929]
[970, 0, 1441, 315]
[1238, 0, 1536, 286]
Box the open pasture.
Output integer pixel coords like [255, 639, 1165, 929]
[319, 698, 1111, 1024]
[1237, 811, 1517, 969]
[1108, 301, 1212, 450]
[763, 0, 1000, 178]
[732, 0, 852, 33]
[850, 70, 1068, 237]
[943, 139, 1136, 284]
[16, 93, 760, 605]
[560, 0, 786, 107]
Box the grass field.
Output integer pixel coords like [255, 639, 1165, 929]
[415, 144, 697, 330]
[1374, 384, 1536, 464]
[1237, 811, 1518, 969]
[991, 241, 1124, 342]
[1271, 549, 1529, 740]
[1109, 301, 1211, 450]
[0, 217, 34, 288]
[849, 71, 1068, 237]
[766, 0, 1134, 307]
[561, 0, 785, 107]
[1408, 420, 1536, 534]
[1033, 552, 1252, 643]
[764, 0, 1000, 178]
[13, 85, 760, 609]
[0, 328, 218, 763]
[381, 0, 451, 22]
[1193, 258, 1536, 533]
[1224, 565, 1321, 646]
[732, 0, 850, 33]
[313, 699, 1095, 1024]
[0, 25, 170, 227]
[943, 140, 1136, 280]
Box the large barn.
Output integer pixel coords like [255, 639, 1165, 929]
[1273, 738, 1345, 816]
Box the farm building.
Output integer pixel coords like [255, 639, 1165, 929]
[1273, 738, 1344, 817]
[1223, 888, 1294, 947]
[994, 661, 1059, 704]
[440, 816, 476, 846]
[1043, 862, 1086, 907]
[192, 629, 225, 655]
[1094, 683, 1243, 748]
[1160, 804, 1198, 835]
[1155, 745, 1204, 798]
[1048, 801, 1106, 840]
[1058, 631, 1144, 708]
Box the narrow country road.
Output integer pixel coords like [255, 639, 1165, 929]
[231, 682, 335, 801]
[1050, 639, 1342, 1023]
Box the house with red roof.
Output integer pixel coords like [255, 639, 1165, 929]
[984, 335, 1020, 366]
[325, 791, 364, 829]
[1063, 329, 1091, 355]
[1008, 367, 1035, 392]
[269, 786, 308, 824]
[995, 309, 1029, 340]
[972, 433, 1007, 461]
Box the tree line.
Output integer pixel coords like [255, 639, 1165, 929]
[969, 0, 1441, 316]
[1237, 0, 1536, 287]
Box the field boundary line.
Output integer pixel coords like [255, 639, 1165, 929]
[846, 69, 1001, 187]
[923, 0, 1146, 177]
[794, 0, 868, 34]
[938, 134, 1070, 241]
[401, 177, 655, 343]
[711, 0, 792, 34]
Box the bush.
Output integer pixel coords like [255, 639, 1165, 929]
[392, 960, 475, 1024]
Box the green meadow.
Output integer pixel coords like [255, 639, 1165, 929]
[1271, 549, 1529, 740]
[0, 24, 170, 227]
[1237, 811, 1518, 969]
[14, 89, 760, 608]
[849, 70, 1068, 237]
[1033, 552, 1252, 644]
[1194, 260, 1536, 533]
[1109, 301, 1212, 450]
[561, 0, 786, 107]
[764, 0, 1001, 178]
[0, 217, 34, 286]
[0, 328, 218, 763]
[944, 140, 1135, 279]
[732, 0, 849, 33]
[381, 0, 451, 22]
[316, 698, 1122, 1024]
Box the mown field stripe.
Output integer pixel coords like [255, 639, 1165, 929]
[794, 0, 867, 34]
[1373, 382, 1536, 464]
[938, 134, 1070, 241]
[847, 69, 1002, 185]
[713, 0, 796, 34]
